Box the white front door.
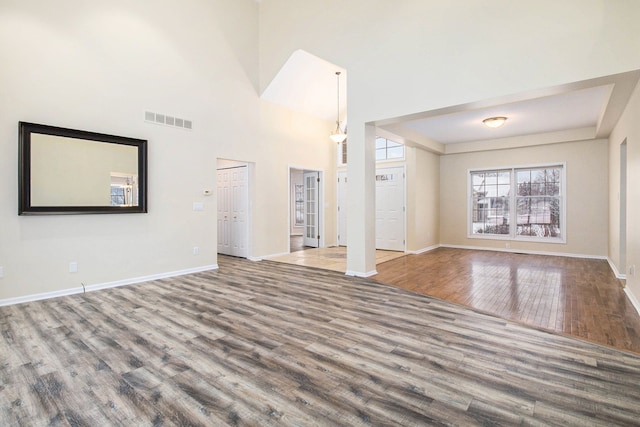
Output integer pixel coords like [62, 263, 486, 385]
[303, 171, 320, 248]
[217, 165, 248, 257]
[375, 166, 405, 251]
[337, 171, 348, 246]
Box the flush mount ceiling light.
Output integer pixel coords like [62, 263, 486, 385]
[330, 71, 347, 144]
[482, 116, 508, 128]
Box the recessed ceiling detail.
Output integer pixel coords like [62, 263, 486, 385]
[376, 70, 640, 151]
[402, 85, 613, 145]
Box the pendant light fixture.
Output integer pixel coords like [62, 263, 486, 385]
[330, 71, 347, 143]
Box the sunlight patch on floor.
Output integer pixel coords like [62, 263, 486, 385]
[268, 246, 405, 273]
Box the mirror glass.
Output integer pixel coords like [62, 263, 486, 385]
[19, 122, 148, 215]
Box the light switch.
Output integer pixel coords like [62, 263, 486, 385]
[193, 202, 204, 211]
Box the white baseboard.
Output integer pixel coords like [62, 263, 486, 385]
[259, 251, 290, 261]
[345, 269, 378, 278]
[247, 256, 263, 262]
[0, 264, 219, 307]
[0, 287, 86, 307]
[407, 244, 441, 255]
[85, 265, 219, 293]
[624, 287, 640, 316]
[607, 258, 627, 279]
[439, 244, 607, 260]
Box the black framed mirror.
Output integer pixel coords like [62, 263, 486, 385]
[19, 122, 148, 215]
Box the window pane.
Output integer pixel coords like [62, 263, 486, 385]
[387, 139, 402, 147]
[497, 184, 510, 197]
[516, 196, 561, 237]
[472, 173, 486, 186]
[471, 169, 510, 235]
[375, 137, 387, 149]
[517, 170, 531, 195]
[531, 169, 546, 183]
[530, 182, 544, 195]
[375, 148, 386, 160]
[498, 171, 511, 183]
[484, 172, 497, 186]
[341, 140, 347, 164]
[387, 146, 404, 159]
[516, 170, 530, 184]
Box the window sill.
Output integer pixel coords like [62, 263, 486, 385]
[467, 234, 566, 244]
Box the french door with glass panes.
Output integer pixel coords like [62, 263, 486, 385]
[303, 171, 320, 248]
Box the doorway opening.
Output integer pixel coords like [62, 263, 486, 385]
[288, 167, 324, 253]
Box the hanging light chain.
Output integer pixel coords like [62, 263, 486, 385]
[336, 71, 341, 128]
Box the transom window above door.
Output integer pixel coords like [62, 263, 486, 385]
[337, 137, 405, 165]
[376, 137, 404, 161]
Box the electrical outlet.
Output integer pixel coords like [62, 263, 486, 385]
[193, 247, 199, 255]
[505, 243, 511, 249]
[69, 262, 78, 273]
[630, 265, 636, 277]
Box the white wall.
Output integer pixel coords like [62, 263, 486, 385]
[406, 147, 440, 252]
[0, 0, 335, 301]
[609, 80, 640, 303]
[259, 0, 640, 274]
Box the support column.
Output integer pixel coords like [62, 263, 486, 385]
[346, 122, 377, 276]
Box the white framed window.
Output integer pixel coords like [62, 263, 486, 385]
[337, 139, 347, 165]
[468, 163, 565, 243]
[338, 137, 405, 165]
[376, 137, 404, 161]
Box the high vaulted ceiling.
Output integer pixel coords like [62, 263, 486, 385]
[261, 50, 347, 124]
[261, 50, 640, 153]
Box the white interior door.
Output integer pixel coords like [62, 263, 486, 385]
[337, 171, 348, 246]
[230, 167, 248, 257]
[303, 171, 320, 248]
[375, 166, 405, 251]
[217, 165, 248, 257]
[217, 169, 231, 255]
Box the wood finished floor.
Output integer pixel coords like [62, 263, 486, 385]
[374, 247, 640, 354]
[2, 255, 640, 425]
[289, 235, 306, 253]
[273, 245, 405, 273]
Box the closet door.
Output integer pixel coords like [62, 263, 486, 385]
[217, 169, 231, 255]
[229, 167, 248, 257]
[217, 166, 248, 257]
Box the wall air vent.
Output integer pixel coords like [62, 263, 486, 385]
[144, 111, 193, 131]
